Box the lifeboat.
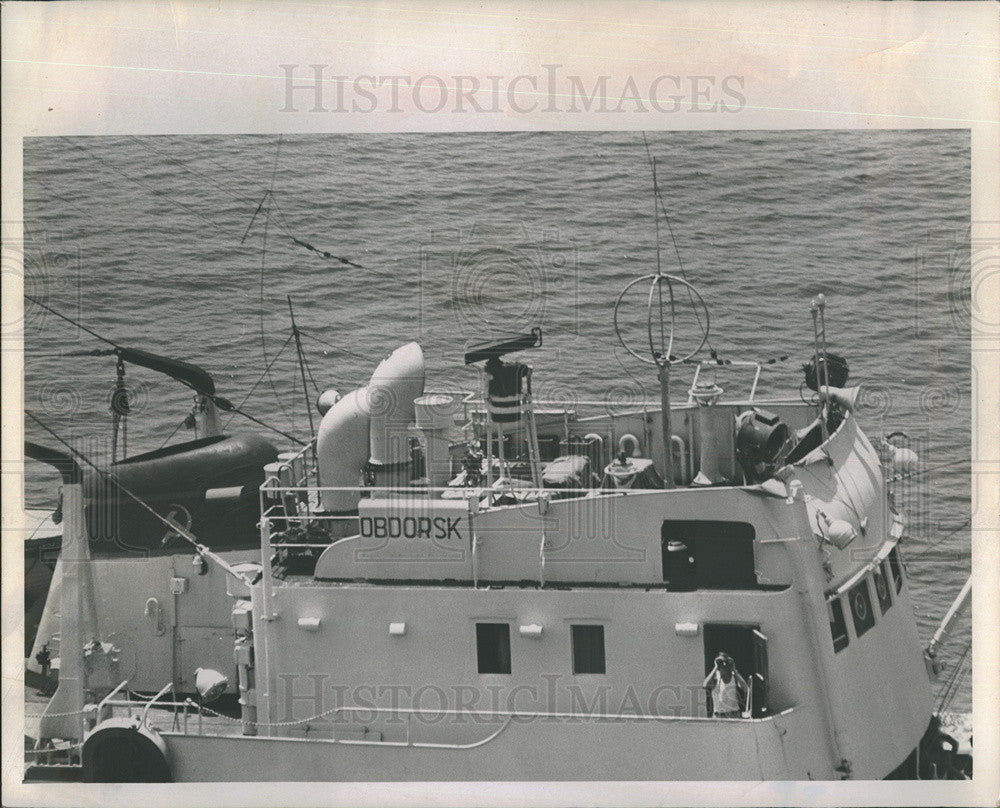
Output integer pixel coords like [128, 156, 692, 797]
[83, 433, 277, 555]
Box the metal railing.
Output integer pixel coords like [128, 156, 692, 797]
[261, 703, 798, 747]
[97, 680, 210, 736]
[254, 476, 774, 604]
[687, 360, 766, 405]
[147, 700, 798, 749]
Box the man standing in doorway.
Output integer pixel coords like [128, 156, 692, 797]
[703, 651, 748, 718]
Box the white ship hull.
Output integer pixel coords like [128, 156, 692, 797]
[159, 708, 829, 781]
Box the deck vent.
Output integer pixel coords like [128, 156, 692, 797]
[297, 617, 322, 631]
[674, 622, 699, 636]
[389, 622, 407, 636]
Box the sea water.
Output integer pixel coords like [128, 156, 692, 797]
[22, 129, 972, 713]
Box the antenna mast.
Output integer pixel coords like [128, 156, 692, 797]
[287, 295, 316, 438]
[613, 273, 710, 488]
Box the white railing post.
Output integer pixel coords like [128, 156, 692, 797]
[140, 682, 174, 726]
[260, 515, 277, 620]
[749, 363, 763, 401]
[537, 492, 550, 587]
[539, 532, 546, 588]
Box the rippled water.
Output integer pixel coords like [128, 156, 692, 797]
[22, 130, 971, 711]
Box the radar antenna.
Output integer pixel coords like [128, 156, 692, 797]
[613, 272, 710, 488]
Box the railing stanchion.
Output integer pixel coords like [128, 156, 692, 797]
[261, 515, 276, 620]
[140, 682, 174, 726]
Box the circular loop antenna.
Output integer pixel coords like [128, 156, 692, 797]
[613, 273, 710, 367]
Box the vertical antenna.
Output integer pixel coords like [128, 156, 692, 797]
[652, 157, 662, 276]
[642, 133, 663, 277]
[810, 298, 828, 441]
[816, 293, 830, 392]
[110, 357, 128, 461]
[614, 273, 710, 488]
[287, 296, 316, 439]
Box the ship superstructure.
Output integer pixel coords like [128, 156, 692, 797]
[25, 280, 959, 782]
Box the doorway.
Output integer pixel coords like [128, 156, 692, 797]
[703, 623, 769, 718]
[660, 520, 757, 589]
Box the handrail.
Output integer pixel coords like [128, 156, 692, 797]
[103, 694, 204, 735]
[927, 575, 972, 659]
[261, 483, 680, 497]
[98, 679, 130, 713]
[471, 530, 479, 588]
[538, 531, 546, 588]
[154, 703, 799, 749]
[258, 481, 774, 532]
[687, 360, 766, 405]
[104, 696, 198, 712]
[246, 703, 799, 730]
[825, 538, 896, 599]
[463, 395, 803, 411]
[140, 682, 175, 725]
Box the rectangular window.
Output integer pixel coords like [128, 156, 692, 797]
[888, 546, 904, 593]
[873, 561, 893, 614]
[571, 624, 606, 674]
[848, 579, 877, 638]
[476, 623, 511, 674]
[828, 597, 849, 652]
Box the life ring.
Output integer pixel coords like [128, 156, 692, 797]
[82, 718, 171, 782]
[618, 434, 640, 457]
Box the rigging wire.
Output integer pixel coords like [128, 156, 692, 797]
[287, 295, 316, 438]
[221, 333, 295, 432]
[211, 397, 304, 446]
[300, 348, 323, 395]
[906, 517, 971, 562]
[24, 293, 304, 446]
[268, 196, 364, 269]
[69, 136, 360, 266]
[24, 178, 103, 224]
[612, 349, 651, 406]
[303, 354, 322, 395]
[254, 136, 296, 429]
[26, 411, 258, 584]
[297, 327, 477, 398]
[127, 135, 265, 212]
[935, 639, 971, 714]
[69, 139, 219, 227]
[641, 132, 719, 361]
[649, 153, 662, 277]
[890, 456, 969, 484]
[241, 190, 270, 244]
[25, 293, 118, 348]
[297, 328, 386, 367]
[157, 415, 192, 451]
[257, 201, 292, 425]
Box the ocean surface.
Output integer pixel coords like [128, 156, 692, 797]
[22, 130, 971, 713]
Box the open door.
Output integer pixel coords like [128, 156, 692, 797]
[703, 623, 769, 718]
[752, 628, 769, 718]
[661, 520, 757, 590]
